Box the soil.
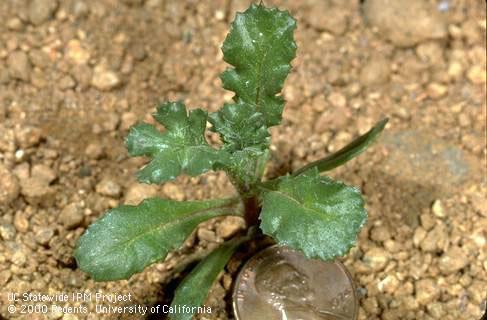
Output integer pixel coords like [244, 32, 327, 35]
[0, 0, 485, 320]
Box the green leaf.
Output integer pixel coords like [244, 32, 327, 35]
[74, 197, 243, 281]
[293, 118, 388, 176]
[259, 169, 367, 261]
[209, 102, 269, 152]
[219, 149, 268, 191]
[126, 101, 224, 184]
[221, 4, 297, 127]
[209, 102, 270, 190]
[169, 237, 244, 320]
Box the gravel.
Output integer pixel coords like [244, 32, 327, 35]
[0, 165, 20, 206]
[0, 1, 485, 319]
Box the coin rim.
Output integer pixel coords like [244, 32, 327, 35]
[232, 244, 359, 320]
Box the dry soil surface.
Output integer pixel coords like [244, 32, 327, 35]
[0, 0, 486, 320]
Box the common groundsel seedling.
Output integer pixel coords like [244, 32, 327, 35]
[75, 4, 388, 320]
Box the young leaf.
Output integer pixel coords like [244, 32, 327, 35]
[293, 118, 388, 176]
[169, 237, 244, 320]
[209, 102, 270, 189]
[74, 197, 243, 281]
[209, 102, 270, 152]
[259, 168, 366, 261]
[221, 4, 297, 127]
[126, 101, 224, 184]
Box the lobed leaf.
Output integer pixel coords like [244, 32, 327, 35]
[259, 168, 367, 261]
[293, 118, 389, 176]
[221, 4, 297, 127]
[169, 238, 244, 320]
[74, 197, 242, 281]
[126, 101, 224, 184]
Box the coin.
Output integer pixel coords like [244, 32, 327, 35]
[233, 245, 358, 320]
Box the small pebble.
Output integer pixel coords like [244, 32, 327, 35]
[378, 274, 399, 293]
[362, 247, 390, 272]
[35, 227, 55, 246]
[15, 126, 43, 148]
[360, 55, 390, 86]
[85, 143, 104, 160]
[0, 222, 16, 241]
[216, 216, 245, 239]
[7, 18, 23, 30]
[432, 200, 446, 218]
[29, 0, 58, 25]
[8, 51, 31, 82]
[438, 246, 468, 274]
[413, 227, 427, 247]
[327, 92, 347, 108]
[0, 270, 12, 287]
[19, 177, 56, 207]
[60, 203, 84, 229]
[427, 83, 448, 99]
[124, 183, 159, 205]
[370, 225, 391, 242]
[121, 112, 137, 131]
[11, 250, 27, 266]
[467, 65, 486, 84]
[59, 75, 76, 90]
[0, 164, 20, 206]
[92, 64, 121, 91]
[420, 224, 447, 252]
[14, 212, 29, 233]
[31, 164, 57, 184]
[66, 40, 91, 65]
[415, 278, 440, 305]
[162, 182, 184, 201]
[197, 228, 217, 243]
[96, 178, 121, 197]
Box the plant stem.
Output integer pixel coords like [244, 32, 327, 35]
[243, 196, 260, 227]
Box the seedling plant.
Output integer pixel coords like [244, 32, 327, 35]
[75, 4, 387, 320]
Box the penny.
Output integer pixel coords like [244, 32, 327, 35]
[233, 245, 358, 320]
